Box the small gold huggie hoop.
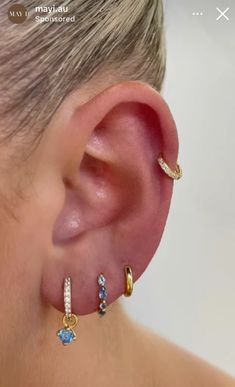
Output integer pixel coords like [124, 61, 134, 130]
[157, 153, 183, 180]
[124, 266, 133, 297]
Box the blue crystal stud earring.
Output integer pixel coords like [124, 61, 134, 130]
[97, 273, 107, 316]
[57, 277, 78, 345]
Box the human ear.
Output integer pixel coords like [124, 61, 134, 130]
[40, 80, 179, 315]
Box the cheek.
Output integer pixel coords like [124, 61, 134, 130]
[0, 144, 56, 350]
[0, 209, 45, 348]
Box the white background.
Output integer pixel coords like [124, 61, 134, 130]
[122, 0, 235, 377]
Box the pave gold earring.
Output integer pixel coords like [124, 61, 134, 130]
[124, 265, 133, 297]
[57, 277, 78, 345]
[97, 273, 107, 316]
[157, 153, 183, 180]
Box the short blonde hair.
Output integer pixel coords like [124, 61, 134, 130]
[0, 0, 165, 146]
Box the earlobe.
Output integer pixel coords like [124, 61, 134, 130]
[41, 80, 180, 316]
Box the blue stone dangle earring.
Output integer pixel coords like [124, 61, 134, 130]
[97, 273, 107, 316]
[57, 277, 79, 345]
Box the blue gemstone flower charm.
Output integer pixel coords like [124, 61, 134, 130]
[57, 327, 76, 345]
[97, 274, 107, 316]
[57, 314, 78, 345]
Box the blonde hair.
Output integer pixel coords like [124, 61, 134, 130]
[0, 0, 165, 146]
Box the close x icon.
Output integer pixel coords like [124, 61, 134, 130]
[216, 7, 230, 21]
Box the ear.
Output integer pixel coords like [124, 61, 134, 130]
[41, 80, 179, 315]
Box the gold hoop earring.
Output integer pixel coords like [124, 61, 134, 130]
[124, 266, 133, 297]
[157, 153, 183, 180]
[57, 277, 78, 345]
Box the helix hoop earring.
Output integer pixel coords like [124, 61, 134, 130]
[57, 277, 78, 345]
[157, 153, 183, 180]
[124, 266, 133, 297]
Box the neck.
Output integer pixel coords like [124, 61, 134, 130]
[3, 301, 137, 387]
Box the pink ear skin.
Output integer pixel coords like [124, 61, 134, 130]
[40, 81, 179, 315]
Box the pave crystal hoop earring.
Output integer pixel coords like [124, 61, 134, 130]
[97, 273, 107, 316]
[57, 277, 78, 345]
[124, 266, 133, 297]
[157, 153, 183, 180]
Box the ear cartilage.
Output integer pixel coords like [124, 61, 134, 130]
[97, 273, 107, 316]
[57, 277, 79, 345]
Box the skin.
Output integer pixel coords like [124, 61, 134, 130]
[0, 78, 234, 387]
